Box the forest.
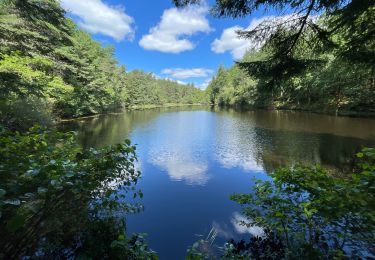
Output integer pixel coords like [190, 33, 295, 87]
[0, 0, 206, 130]
[204, 2, 374, 116]
[0, 0, 374, 259]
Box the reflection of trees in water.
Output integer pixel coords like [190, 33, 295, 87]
[256, 128, 375, 174]
[62, 107, 375, 173]
[60, 111, 164, 148]
[213, 111, 264, 172]
[254, 128, 321, 172]
[316, 134, 374, 172]
[213, 108, 375, 174]
[60, 107, 209, 148]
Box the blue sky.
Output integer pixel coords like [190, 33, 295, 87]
[61, 0, 281, 89]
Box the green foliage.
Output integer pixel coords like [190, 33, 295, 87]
[186, 227, 220, 259]
[0, 0, 207, 129]
[0, 125, 156, 259]
[178, 1, 374, 114]
[110, 232, 158, 260]
[174, 0, 374, 80]
[0, 0, 72, 56]
[125, 70, 207, 107]
[208, 64, 258, 107]
[54, 30, 129, 117]
[0, 97, 55, 130]
[0, 53, 74, 128]
[230, 148, 375, 258]
[186, 240, 210, 260]
[207, 28, 375, 113]
[0, 53, 73, 98]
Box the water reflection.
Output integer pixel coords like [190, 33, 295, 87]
[240, 109, 375, 140]
[214, 109, 375, 173]
[150, 150, 209, 185]
[144, 111, 213, 185]
[212, 212, 265, 241]
[213, 114, 263, 172]
[61, 107, 375, 259]
[61, 108, 375, 174]
[212, 221, 235, 239]
[230, 212, 265, 238]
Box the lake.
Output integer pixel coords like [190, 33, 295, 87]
[61, 107, 375, 259]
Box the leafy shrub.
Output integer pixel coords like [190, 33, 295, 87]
[0, 125, 156, 259]
[230, 148, 375, 258]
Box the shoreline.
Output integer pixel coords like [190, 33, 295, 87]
[217, 104, 375, 119]
[59, 103, 208, 122]
[59, 103, 375, 123]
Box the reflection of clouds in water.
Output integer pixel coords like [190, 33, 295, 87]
[145, 112, 213, 186]
[212, 221, 234, 239]
[231, 212, 265, 238]
[217, 152, 263, 172]
[212, 212, 265, 240]
[150, 149, 209, 185]
[214, 117, 263, 172]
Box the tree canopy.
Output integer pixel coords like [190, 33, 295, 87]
[174, 0, 375, 83]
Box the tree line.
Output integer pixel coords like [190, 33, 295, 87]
[207, 45, 375, 115]
[0, 0, 206, 130]
[196, 0, 375, 115]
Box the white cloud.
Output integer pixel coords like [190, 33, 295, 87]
[61, 0, 134, 41]
[212, 15, 299, 59]
[212, 25, 251, 60]
[198, 78, 212, 90]
[161, 68, 213, 79]
[139, 5, 212, 53]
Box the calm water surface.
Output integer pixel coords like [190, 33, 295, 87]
[62, 107, 375, 259]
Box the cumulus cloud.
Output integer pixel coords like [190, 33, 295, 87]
[161, 68, 213, 79]
[61, 0, 134, 41]
[212, 15, 300, 59]
[212, 25, 251, 60]
[139, 5, 212, 53]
